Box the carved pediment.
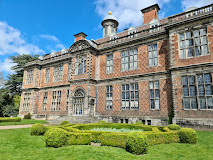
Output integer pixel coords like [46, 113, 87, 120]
[69, 40, 91, 52]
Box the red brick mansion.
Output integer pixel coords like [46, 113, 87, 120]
[19, 4, 213, 127]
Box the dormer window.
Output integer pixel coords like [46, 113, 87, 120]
[128, 26, 137, 39]
[149, 18, 160, 33]
[110, 33, 118, 44]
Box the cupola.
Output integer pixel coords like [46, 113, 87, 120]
[101, 11, 119, 38]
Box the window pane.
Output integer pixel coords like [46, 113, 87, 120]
[204, 74, 211, 83]
[194, 37, 200, 46]
[180, 49, 185, 59]
[186, 32, 191, 39]
[187, 48, 194, 57]
[191, 98, 197, 109]
[200, 28, 206, 36]
[126, 84, 129, 90]
[183, 86, 189, 96]
[193, 30, 199, 37]
[197, 75, 203, 84]
[180, 33, 184, 40]
[148, 52, 152, 58]
[126, 92, 129, 99]
[131, 91, 134, 99]
[135, 100, 139, 108]
[122, 101, 125, 108]
[201, 45, 208, 55]
[205, 85, 212, 95]
[195, 46, 201, 56]
[122, 92, 125, 99]
[180, 41, 185, 49]
[122, 85, 125, 91]
[155, 100, 160, 109]
[199, 97, 206, 109]
[135, 84, 138, 90]
[155, 90, 160, 98]
[149, 82, 154, 89]
[207, 97, 213, 109]
[201, 36, 207, 44]
[189, 86, 196, 96]
[150, 99, 155, 109]
[154, 58, 158, 66]
[153, 44, 157, 50]
[150, 90, 154, 98]
[135, 91, 139, 98]
[198, 85, 205, 96]
[188, 76, 195, 85]
[186, 39, 193, 47]
[148, 45, 152, 51]
[155, 81, 159, 89]
[149, 59, 153, 66]
[131, 84, 134, 90]
[183, 98, 190, 109]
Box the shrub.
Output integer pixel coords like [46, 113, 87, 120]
[30, 123, 47, 136]
[45, 128, 68, 148]
[178, 128, 198, 144]
[135, 121, 143, 125]
[126, 131, 149, 155]
[98, 120, 106, 123]
[168, 124, 181, 130]
[0, 117, 21, 122]
[60, 120, 70, 126]
[68, 132, 92, 145]
[23, 113, 31, 119]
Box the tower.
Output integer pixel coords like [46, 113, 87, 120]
[101, 11, 119, 38]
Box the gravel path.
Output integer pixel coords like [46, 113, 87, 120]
[0, 124, 34, 130]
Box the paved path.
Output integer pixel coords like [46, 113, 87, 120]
[0, 124, 34, 130]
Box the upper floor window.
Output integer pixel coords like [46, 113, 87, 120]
[42, 92, 48, 111]
[75, 56, 86, 75]
[22, 93, 31, 111]
[106, 54, 113, 74]
[148, 44, 158, 67]
[121, 49, 138, 71]
[182, 73, 213, 110]
[68, 63, 72, 80]
[53, 65, 63, 82]
[26, 70, 34, 84]
[179, 28, 208, 59]
[45, 68, 50, 83]
[149, 81, 160, 110]
[106, 85, 113, 110]
[51, 91, 61, 111]
[121, 83, 139, 109]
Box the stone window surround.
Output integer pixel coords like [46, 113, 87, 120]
[26, 69, 34, 84]
[121, 48, 138, 72]
[178, 27, 209, 59]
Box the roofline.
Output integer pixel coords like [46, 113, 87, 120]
[141, 4, 160, 13]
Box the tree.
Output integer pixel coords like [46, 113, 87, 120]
[6, 54, 38, 95]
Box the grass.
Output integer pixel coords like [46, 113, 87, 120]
[90, 127, 144, 133]
[0, 128, 212, 160]
[0, 119, 48, 126]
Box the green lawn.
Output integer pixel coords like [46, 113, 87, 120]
[0, 128, 212, 160]
[0, 119, 48, 126]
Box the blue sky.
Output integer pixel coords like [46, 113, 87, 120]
[0, 0, 212, 79]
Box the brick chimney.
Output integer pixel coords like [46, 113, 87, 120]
[141, 4, 160, 24]
[74, 32, 87, 42]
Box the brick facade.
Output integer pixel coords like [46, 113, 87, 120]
[19, 3, 213, 127]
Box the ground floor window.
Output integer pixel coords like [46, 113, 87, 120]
[51, 91, 61, 111]
[23, 93, 31, 111]
[73, 89, 84, 115]
[106, 85, 113, 110]
[121, 83, 139, 109]
[182, 73, 213, 110]
[42, 92, 48, 111]
[149, 81, 160, 110]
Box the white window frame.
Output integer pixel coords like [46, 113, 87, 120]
[106, 85, 113, 110]
[121, 48, 138, 71]
[149, 81, 160, 110]
[106, 54, 113, 74]
[148, 44, 158, 67]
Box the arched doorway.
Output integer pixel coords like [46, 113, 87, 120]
[73, 89, 85, 115]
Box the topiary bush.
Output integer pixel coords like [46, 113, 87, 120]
[178, 128, 198, 144]
[135, 121, 143, 125]
[45, 128, 68, 148]
[60, 120, 70, 126]
[168, 124, 181, 130]
[98, 120, 106, 123]
[23, 113, 31, 119]
[30, 123, 47, 136]
[126, 131, 149, 155]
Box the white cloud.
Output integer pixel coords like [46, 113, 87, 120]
[0, 58, 16, 74]
[55, 44, 65, 49]
[181, 0, 212, 11]
[95, 0, 171, 30]
[40, 34, 60, 42]
[0, 21, 44, 55]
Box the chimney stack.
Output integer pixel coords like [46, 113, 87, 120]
[74, 32, 87, 42]
[141, 4, 160, 24]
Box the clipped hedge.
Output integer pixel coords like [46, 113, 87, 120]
[98, 120, 106, 123]
[126, 132, 149, 155]
[0, 117, 21, 123]
[30, 123, 47, 136]
[168, 124, 181, 131]
[178, 128, 198, 144]
[101, 133, 128, 148]
[60, 120, 70, 126]
[45, 128, 68, 148]
[67, 132, 92, 145]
